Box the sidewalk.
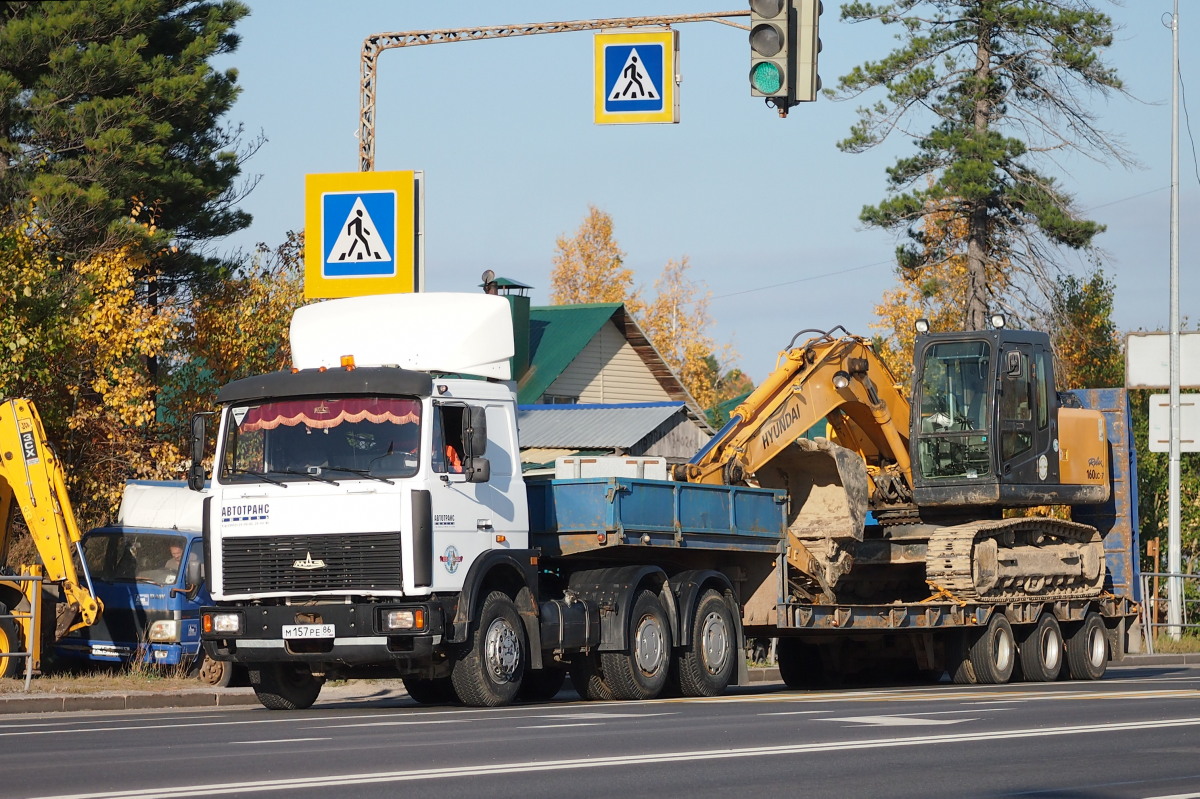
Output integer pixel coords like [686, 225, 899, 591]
[0, 655, 1194, 715]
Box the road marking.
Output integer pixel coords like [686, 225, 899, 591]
[822, 714, 976, 726]
[515, 723, 604, 729]
[228, 738, 331, 744]
[31, 716, 1200, 799]
[758, 710, 827, 716]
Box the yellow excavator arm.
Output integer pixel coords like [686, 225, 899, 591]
[684, 328, 913, 501]
[0, 398, 101, 636]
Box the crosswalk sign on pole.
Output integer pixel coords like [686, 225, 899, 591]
[595, 30, 679, 125]
[304, 170, 423, 298]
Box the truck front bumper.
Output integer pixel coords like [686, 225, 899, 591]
[200, 600, 446, 668]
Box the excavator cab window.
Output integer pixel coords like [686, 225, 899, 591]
[914, 340, 993, 480]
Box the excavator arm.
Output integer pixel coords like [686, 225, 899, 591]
[0, 398, 101, 637]
[680, 329, 916, 599]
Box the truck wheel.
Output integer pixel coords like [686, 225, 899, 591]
[451, 590, 525, 707]
[601, 589, 672, 700]
[968, 614, 1015, 684]
[249, 662, 324, 710]
[569, 653, 614, 701]
[0, 603, 24, 679]
[1019, 614, 1064, 682]
[518, 667, 567, 702]
[403, 675, 457, 704]
[1065, 612, 1107, 680]
[675, 590, 736, 697]
[777, 638, 822, 688]
[195, 654, 235, 688]
[946, 630, 977, 684]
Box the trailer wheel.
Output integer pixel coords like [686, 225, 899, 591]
[777, 638, 823, 688]
[675, 590, 736, 697]
[249, 662, 324, 710]
[451, 590, 525, 707]
[946, 631, 977, 684]
[1065, 612, 1107, 680]
[403, 675, 457, 705]
[602, 589, 672, 700]
[1019, 614, 1064, 682]
[518, 667, 567, 702]
[569, 653, 614, 701]
[0, 603, 24, 680]
[968, 614, 1015, 684]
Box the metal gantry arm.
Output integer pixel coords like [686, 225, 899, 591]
[360, 12, 748, 171]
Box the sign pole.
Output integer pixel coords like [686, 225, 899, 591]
[1168, 0, 1183, 638]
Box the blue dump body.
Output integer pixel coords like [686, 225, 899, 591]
[56, 527, 209, 667]
[527, 477, 787, 557]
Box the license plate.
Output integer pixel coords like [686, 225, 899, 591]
[282, 624, 335, 639]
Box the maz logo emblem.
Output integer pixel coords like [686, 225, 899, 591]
[292, 552, 327, 570]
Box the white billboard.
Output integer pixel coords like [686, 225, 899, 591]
[1148, 393, 1200, 453]
[1126, 332, 1200, 388]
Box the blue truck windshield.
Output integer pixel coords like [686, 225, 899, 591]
[83, 531, 190, 587]
[220, 396, 423, 483]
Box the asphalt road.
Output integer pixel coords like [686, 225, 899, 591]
[9, 665, 1200, 799]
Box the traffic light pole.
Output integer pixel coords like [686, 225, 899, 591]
[359, 12, 748, 172]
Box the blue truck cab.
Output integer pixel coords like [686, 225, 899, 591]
[56, 482, 236, 686]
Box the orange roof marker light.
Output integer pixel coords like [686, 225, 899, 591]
[340, 355, 356, 370]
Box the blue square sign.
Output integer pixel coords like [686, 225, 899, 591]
[321, 190, 397, 278]
[603, 43, 664, 113]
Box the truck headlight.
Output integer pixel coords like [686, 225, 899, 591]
[148, 620, 180, 642]
[381, 608, 425, 632]
[203, 612, 243, 635]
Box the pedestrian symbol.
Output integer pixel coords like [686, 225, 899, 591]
[327, 197, 392, 263]
[607, 49, 661, 103]
[320, 191, 396, 278]
[594, 30, 678, 125]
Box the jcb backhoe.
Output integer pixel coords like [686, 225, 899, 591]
[679, 323, 1110, 608]
[0, 398, 102, 678]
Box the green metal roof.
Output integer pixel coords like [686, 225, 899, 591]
[517, 303, 622, 404]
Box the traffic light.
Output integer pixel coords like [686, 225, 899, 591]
[749, 0, 792, 102]
[749, 0, 822, 111]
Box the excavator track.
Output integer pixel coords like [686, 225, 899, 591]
[925, 518, 1105, 603]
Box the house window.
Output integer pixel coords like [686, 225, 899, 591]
[542, 394, 578, 405]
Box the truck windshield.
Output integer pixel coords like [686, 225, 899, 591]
[220, 396, 422, 483]
[915, 341, 992, 480]
[82, 531, 190, 587]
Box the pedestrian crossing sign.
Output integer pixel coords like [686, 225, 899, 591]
[595, 30, 679, 125]
[304, 170, 421, 298]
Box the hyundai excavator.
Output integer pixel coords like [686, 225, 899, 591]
[679, 322, 1110, 610]
[0, 398, 102, 678]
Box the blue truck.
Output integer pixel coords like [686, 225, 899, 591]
[56, 482, 239, 686]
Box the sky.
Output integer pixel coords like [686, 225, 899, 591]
[210, 1, 1198, 381]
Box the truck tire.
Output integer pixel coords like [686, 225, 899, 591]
[518, 667, 567, 701]
[674, 589, 735, 697]
[0, 603, 23, 679]
[1019, 614, 1064, 682]
[601, 589, 672, 701]
[777, 638, 823, 688]
[1065, 612, 1108, 680]
[968, 614, 1015, 684]
[195, 653, 235, 688]
[451, 590, 525, 707]
[569, 653, 614, 701]
[249, 662, 324, 710]
[946, 630, 977, 684]
[403, 675, 457, 704]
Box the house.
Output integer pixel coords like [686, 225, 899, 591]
[489, 279, 712, 471]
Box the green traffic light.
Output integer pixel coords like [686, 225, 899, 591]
[750, 62, 784, 95]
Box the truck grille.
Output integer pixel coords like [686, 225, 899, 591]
[221, 532, 403, 593]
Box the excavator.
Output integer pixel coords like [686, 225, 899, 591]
[679, 321, 1110, 610]
[0, 398, 102, 679]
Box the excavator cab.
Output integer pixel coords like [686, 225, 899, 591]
[910, 329, 1109, 512]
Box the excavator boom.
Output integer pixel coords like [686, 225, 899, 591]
[0, 399, 101, 638]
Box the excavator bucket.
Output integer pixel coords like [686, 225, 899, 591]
[755, 437, 869, 544]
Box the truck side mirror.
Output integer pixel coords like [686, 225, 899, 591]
[464, 406, 488, 458]
[172, 558, 204, 601]
[187, 413, 207, 492]
[465, 457, 490, 484]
